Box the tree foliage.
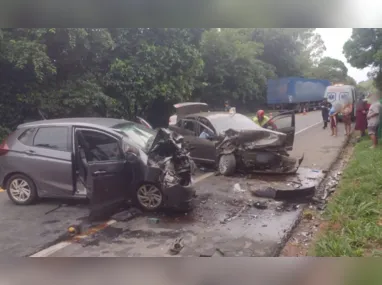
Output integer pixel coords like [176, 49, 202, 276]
[344, 28, 382, 91]
[0, 28, 357, 138]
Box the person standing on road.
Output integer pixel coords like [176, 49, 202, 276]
[329, 105, 338, 137]
[355, 97, 368, 138]
[321, 99, 330, 129]
[342, 101, 353, 136]
[253, 110, 277, 129]
[224, 101, 231, 112]
[366, 93, 381, 148]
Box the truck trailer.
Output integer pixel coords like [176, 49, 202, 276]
[267, 77, 331, 113]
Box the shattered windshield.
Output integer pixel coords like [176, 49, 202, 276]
[112, 122, 156, 151]
[209, 113, 261, 134]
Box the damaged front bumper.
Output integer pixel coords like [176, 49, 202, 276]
[162, 183, 196, 211]
[238, 151, 305, 175]
[146, 128, 196, 210]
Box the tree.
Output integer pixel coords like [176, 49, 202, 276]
[197, 28, 275, 110]
[293, 29, 326, 77]
[104, 28, 204, 126]
[311, 57, 349, 83]
[358, 78, 378, 94]
[251, 29, 302, 77]
[343, 28, 382, 90]
[345, 75, 357, 86]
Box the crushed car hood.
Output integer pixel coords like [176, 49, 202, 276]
[145, 128, 192, 188]
[221, 128, 288, 149]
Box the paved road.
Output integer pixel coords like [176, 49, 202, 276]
[0, 111, 346, 257]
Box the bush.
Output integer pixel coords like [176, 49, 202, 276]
[0, 126, 10, 142]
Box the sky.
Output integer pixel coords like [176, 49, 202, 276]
[316, 28, 370, 84]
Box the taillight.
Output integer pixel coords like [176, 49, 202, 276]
[0, 139, 9, 156]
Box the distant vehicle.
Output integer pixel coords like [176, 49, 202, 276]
[168, 105, 304, 176]
[267, 77, 331, 113]
[324, 84, 357, 121]
[169, 102, 209, 126]
[0, 118, 194, 213]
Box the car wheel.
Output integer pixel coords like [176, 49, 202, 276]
[218, 154, 236, 176]
[6, 174, 38, 205]
[136, 183, 163, 211]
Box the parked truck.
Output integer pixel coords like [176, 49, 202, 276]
[267, 77, 331, 113]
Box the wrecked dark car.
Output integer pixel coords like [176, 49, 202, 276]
[168, 110, 304, 176]
[0, 118, 195, 215]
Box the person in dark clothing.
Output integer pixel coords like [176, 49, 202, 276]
[224, 101, 231, 112]
[321, 99, 330, 129]
[355, 98, 368, 138]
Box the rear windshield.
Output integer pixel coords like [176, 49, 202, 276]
[208, 113, 260, 133]
[112, 122, 156, 151]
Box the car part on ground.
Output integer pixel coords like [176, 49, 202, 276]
[251, 185, 316, 200]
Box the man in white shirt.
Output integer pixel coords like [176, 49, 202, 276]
[367, 94, 381, 148]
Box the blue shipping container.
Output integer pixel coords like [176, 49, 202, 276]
[267, 77, 331, 105]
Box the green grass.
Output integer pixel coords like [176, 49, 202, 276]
[313, 138, 382, 257]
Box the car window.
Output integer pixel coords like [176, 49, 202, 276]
[18, 128, 36, 145]
[184, 120, 196, 133]
[112, 122, 156, 151]
[33, 127, 69, 151]
[199, 117, 214, 130]
[209, 113, 261, 134]
[80, 130, 124, 162]
[270, 115, 292, 129]
[176, 120, 183, 127]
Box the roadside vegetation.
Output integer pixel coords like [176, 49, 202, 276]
[0, 28, 363, 142]
[313, 138, 382, 257]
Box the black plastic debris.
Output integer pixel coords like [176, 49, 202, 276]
[169, 237, 184, 255]
[252, 185, 316, 200]
[253, 187, 277, 199]
[252, 201, 268, 209]
[112, 208, 142, 222]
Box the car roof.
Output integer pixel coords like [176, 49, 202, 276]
[174, 102, 208, 108]
[186, 111, 235, 119]
[17, 117, 129, 129]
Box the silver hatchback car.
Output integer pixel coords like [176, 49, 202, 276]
[0, 118, 195, 213]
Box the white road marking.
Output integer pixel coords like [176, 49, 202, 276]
[30, 173, 214, 257]
[295, 121, 321, 135]
[193, 172, 215, 183]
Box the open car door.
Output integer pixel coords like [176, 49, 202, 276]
[75, 129, 127, 222]
[265, 111, 295, 151]
[174, 102, 209, 122]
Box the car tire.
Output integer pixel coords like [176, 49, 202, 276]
[6, 174, 38, 205]
[135, 183, 164, 212]
[218, 154, 236, 176]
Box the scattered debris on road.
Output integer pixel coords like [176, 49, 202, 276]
[112, 208, 142, 222]
[147, 217, 160, 224]
[168, 237, 184, 255]
[233, 183, 246, 193]
[252, 201, 268, 209]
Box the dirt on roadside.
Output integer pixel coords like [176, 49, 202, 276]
[280, 138, 355, 257]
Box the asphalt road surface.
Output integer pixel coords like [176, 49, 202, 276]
[0, 111, 348, 257]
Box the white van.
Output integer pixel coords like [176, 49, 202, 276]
[324, 84, 357, 121]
